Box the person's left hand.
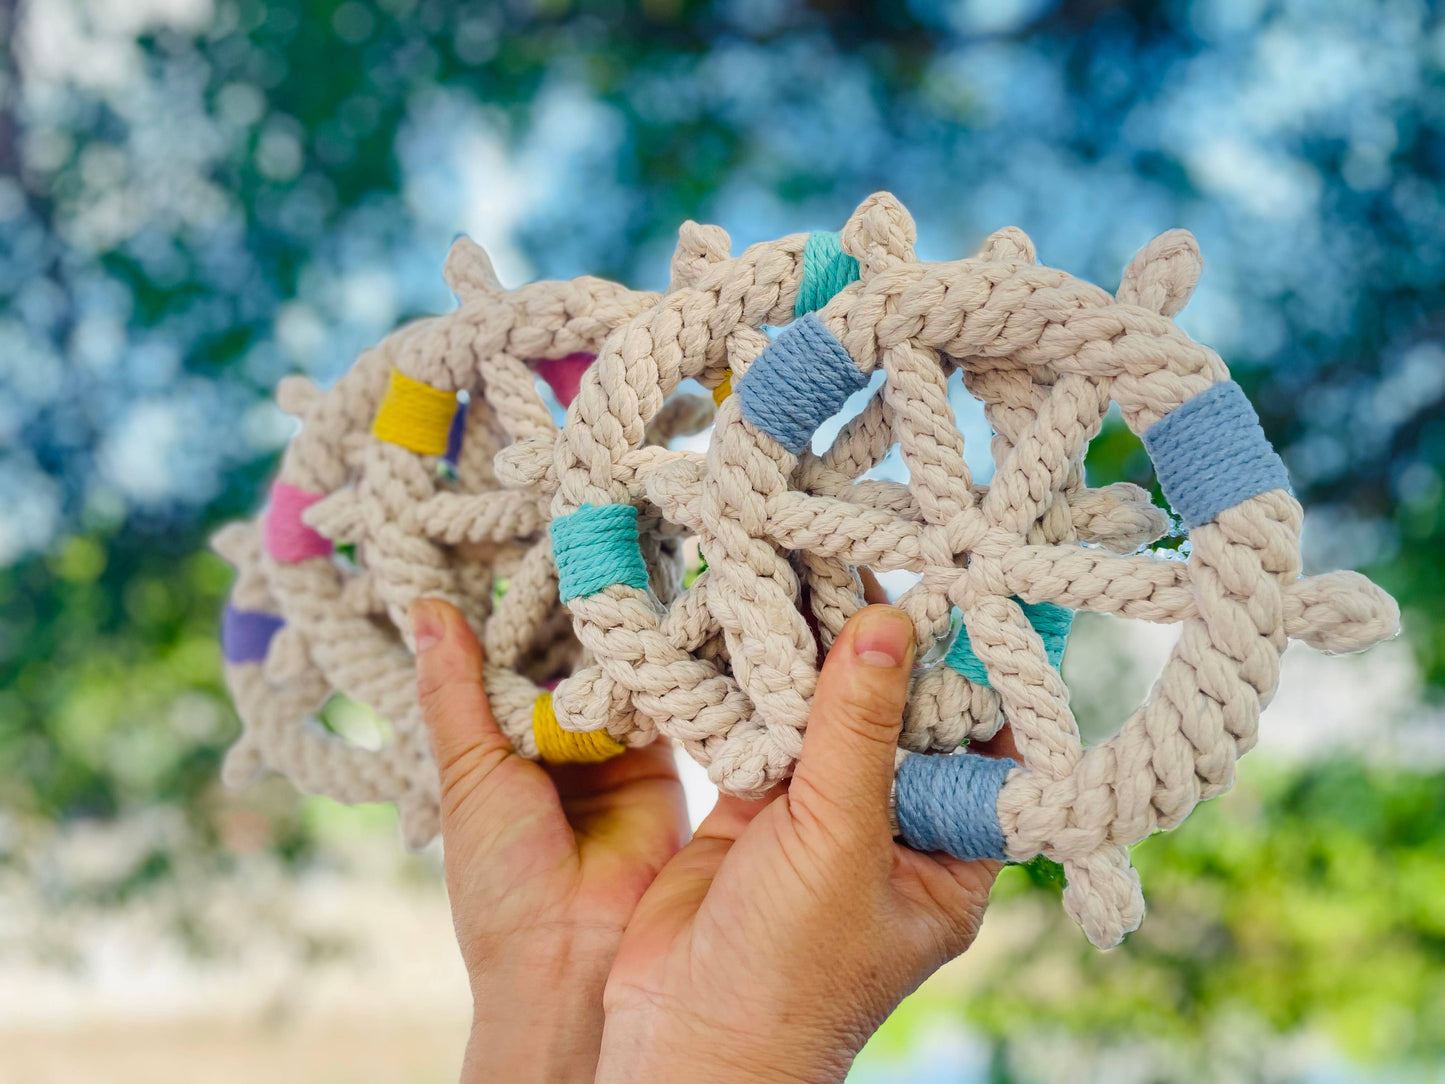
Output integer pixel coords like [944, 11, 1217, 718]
[409, 598, 688, 1084]
[595, 601, 1016, 1084]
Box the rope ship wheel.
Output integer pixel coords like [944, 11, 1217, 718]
[214, 192, 1400, 947]
[216, 244, 677, 845]
[215, 338, 442, 844]
[771, 194, 1397, 946]
[304, 241, 686, 784]
[574, 193, 1400, 947]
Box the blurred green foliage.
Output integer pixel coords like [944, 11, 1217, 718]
[2, 0, 1443, 1077]
[866, 761, 1445, 1079]
[1012, 764, 1444, 1058]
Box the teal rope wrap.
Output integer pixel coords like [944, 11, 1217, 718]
[795, 231, 860, 316]
[944, 600, 1074, 688]
[895, 752, 1018, 861]
[550, 503, 649, 603]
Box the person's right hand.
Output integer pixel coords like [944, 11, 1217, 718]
[596, 604, 1018, 1084]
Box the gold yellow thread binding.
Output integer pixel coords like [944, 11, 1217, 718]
[532, 691, 626, 763]
[372, 368, 457, 455]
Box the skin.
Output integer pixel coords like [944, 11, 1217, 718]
[411, 598, 689, 1082]
[412, 578, 1014, 1084]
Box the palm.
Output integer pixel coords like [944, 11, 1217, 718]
[610, 790, 995, 1008]
[608, 719, 1021, 1046]
[445, 740, 688, 956]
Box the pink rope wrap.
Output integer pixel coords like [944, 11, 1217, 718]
[535, 353, 593, 408]
[265, 481, 333, 563]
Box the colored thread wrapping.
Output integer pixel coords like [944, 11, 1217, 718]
[894, 752, 1018, 862]
[713, 229, 855, 411]
[712, 370, 733, 406]
[549, 503, 650, 603]
[795, 230, 861, 316]
[532, 691, 625, 763]
[535, 353, 594, 409]
[213, 201, 1400, 949]
[444, 395, 469, 466]
[736, 313, 869, 455]
[265, 482, 334, 563]
[222, 605, 285, 664]
[944, 600, 1074, 688]
[372, 367, 459, 455]
[1141, 380, 1291, 529]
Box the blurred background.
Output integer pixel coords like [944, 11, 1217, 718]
[2, 0, 1443, 1080]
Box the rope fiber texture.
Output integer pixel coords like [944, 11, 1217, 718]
[214, 242, 703, 845]
[217, 195, 1399, 948]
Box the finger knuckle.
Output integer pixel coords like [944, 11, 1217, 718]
[417, 674, 472, 723]
[416, 677, 446, 718]
[832, 693, 903, 746]
[788, 781, 891, 863]
[437, 743, 511, 818]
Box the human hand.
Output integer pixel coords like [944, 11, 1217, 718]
[410, 599, 689, 1084]
[596, 603, 1016, 1084]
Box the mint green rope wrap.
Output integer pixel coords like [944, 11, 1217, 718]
[795, 231, 861, 316]
[550, 503, 649, 603]
[944, 600, 1074, 688]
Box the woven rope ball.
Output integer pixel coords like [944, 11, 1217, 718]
[219, 193, 1399, 948]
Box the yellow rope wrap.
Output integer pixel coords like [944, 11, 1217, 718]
[531, 691, 625, 763]
[712, 370, 733, 406]
[372, 368, 457, 455]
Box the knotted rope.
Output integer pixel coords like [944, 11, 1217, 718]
[218, 194, 1398, 948]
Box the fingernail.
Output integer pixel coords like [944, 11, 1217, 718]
[410, 599, 444, 654]
[852, 606, 914, 669]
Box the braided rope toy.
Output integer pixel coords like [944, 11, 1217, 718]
[219, 193, 1398, 947]
[214, 245, 704, 844]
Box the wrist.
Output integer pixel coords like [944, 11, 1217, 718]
[597, 996, 865, 1084]
[464, 933, 619, 1083]
[463, 1009, 602, 1084]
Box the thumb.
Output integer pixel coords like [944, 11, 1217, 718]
[411, 598, 512, 807]
[790, 605, 915, 844]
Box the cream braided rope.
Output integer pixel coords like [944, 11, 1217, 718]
[219, 193, 1398, 947]
[216, 243, 695, 844]
[550, 193, 1398, 946]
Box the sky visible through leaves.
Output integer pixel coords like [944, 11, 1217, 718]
[1, 1, 1443, 1079]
